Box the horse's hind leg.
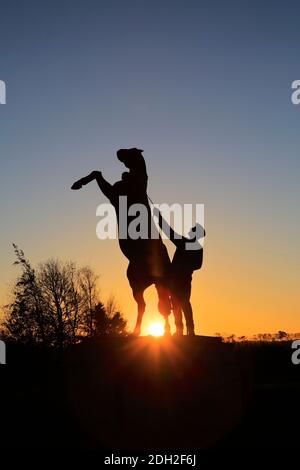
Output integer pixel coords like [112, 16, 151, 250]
[164, 315, 171, 336]
[155, 283, 172, 335]
[127, 262, 147, 336]
[132, 289, 146, 336]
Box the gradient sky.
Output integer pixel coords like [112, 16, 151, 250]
[1, 0, 299, 335]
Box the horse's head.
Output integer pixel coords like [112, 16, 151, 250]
[117, 148, 144, 170]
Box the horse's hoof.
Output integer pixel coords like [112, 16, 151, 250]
[71, 181, 83, 190]
[132, 328, 141, 336]
[173, 330, 183, 337]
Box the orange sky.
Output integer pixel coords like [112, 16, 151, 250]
[1, 196, 298, 337]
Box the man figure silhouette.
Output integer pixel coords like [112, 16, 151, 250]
[153, 208, 205, 336]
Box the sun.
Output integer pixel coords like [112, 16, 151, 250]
[148, 322, 164, 337]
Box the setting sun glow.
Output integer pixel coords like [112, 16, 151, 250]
[148, 322, 164, 337]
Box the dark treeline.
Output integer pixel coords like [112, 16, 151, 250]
[0, 245, 128, 349]
[216, 331, 300, 343]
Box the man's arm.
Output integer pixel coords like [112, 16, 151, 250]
[153, 208, 182, 246]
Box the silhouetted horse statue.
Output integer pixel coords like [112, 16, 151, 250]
[71, 148, 171, 335]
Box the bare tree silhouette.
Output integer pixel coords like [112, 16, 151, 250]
[1, 245, 128, 348]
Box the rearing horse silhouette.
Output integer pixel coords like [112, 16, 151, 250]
[71, 148, 171, 335]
